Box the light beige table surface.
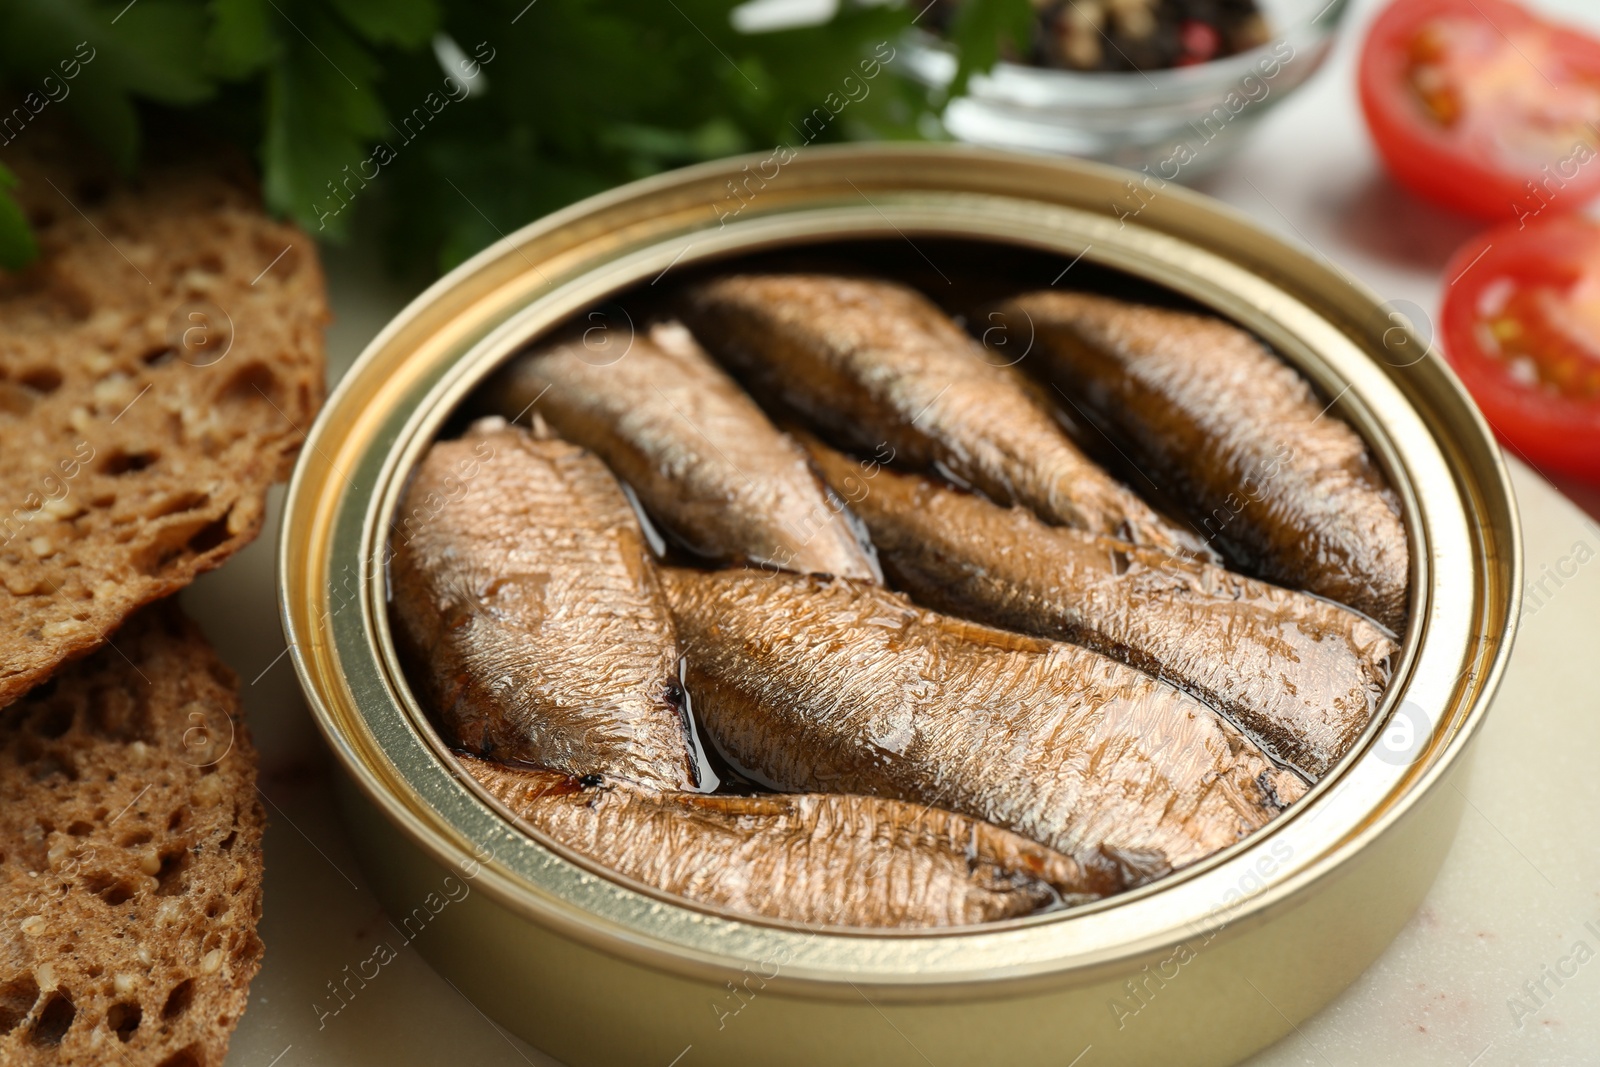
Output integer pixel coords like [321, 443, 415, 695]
[206, 0, 1600, 1061]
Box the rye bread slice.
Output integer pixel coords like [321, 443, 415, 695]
[0, 124, 327, 707]
[0, 602, 264, 1067]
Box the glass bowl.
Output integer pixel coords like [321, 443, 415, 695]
[900, 0, 1351, 174]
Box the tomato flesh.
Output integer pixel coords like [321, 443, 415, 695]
[1407, 18, 1600, 162]
[1473, 275, 1600, 399]
[1441, 216, 1600, 482]
[1360, 0, 1600, 221]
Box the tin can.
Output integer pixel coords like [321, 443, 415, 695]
[279, 144, 1520, 1067]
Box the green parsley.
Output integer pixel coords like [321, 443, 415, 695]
[0, 0, 1023, 274]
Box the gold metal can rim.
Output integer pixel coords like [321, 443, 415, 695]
[279, 143, 1520, 999]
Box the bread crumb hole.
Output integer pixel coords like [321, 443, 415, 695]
[84, 871, 139, 907]
[187, 514, 232, 555]
[19, 367, 63, 394]
[101, 449, 159, 476]
[160, 979, 194, 1022]
[133, 514, 218, 575]
[156, 1042, 205, 1067]
[30, 990, 74, 1046]
[107, 1000, 141, 1041]
[217, 362, 277, 405]
[118, 829, 154, 848]
[155, 848, 190, 895]
[141, 345, 176, 367]
[167, 807, 186, 832]
[0, 975, 40, 1036]
[217, 830, 237, 852]
[66, 820, 93, 837]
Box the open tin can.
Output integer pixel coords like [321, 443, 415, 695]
[278, 145, 1520, 1067]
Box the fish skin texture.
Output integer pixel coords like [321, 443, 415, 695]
[993, 291, 1410, 631]
[459, 755, 1147, 927]
[681, 274, 1208, 557]
[809, 442, 1396, 780]
[662, 567, 1305, 869]
[390, 419, 698, 789]
[490, 321, 879, 581]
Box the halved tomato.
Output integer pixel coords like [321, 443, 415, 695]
[1359, 0, 1600, 222]
[1440, 214, 1600, 481]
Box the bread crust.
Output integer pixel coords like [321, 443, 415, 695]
[0, 125, 327, 707]
[0, 602, 265, 1066]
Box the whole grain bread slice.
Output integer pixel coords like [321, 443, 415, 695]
[0, 121, 327, 707]
[0, 601, 264, 1067]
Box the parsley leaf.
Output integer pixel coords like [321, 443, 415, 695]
[205, 0, 281, 79]
[944, 0, 1031, 99]
[0, 164, 38, 270]
[0, 0, 213, 170]
[0, 0, 1004, 275]
[329, 0, 438, 50]
[261, 6, 387, 239]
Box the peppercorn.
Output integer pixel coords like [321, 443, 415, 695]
[929, 0, 1271, 73]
